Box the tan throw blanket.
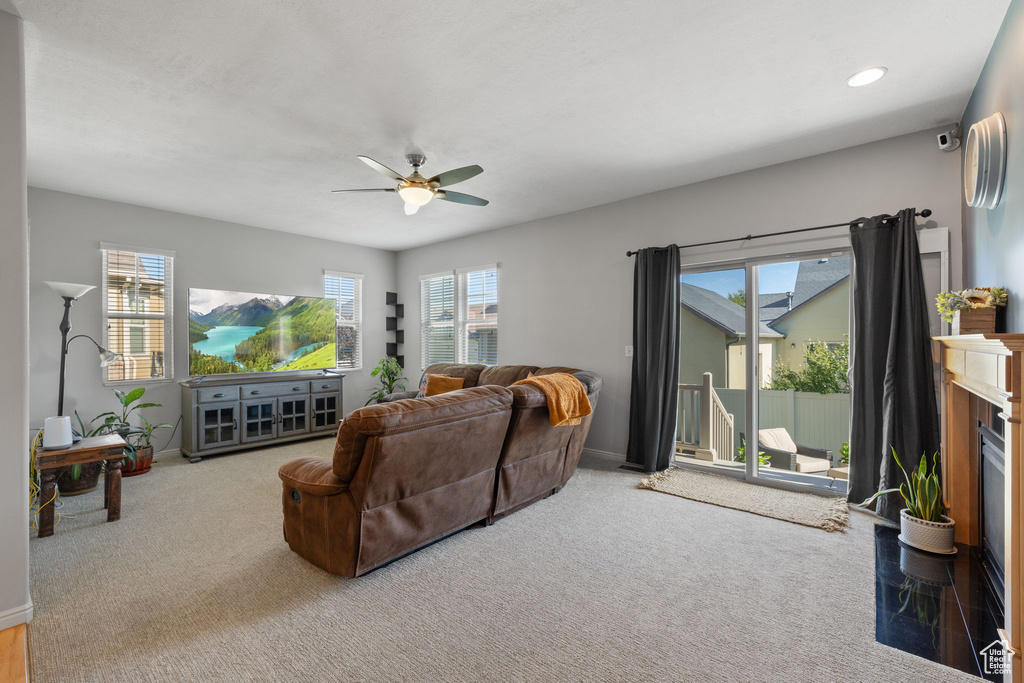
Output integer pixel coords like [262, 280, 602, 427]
[512, 373, 592, 426]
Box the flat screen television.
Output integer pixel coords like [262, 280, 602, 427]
[188, 288, 336, 375]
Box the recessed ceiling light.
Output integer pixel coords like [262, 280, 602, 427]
[846, 67, 887, 87]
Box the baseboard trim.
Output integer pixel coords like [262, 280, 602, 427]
[155, 448, 179, 459]
[581, 448, 625, 463]
[0, 602, 33, 630]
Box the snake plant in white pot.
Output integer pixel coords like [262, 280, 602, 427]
[861, 448, 956, 554]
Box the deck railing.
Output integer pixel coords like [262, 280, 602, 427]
[677, 372, 735, 462]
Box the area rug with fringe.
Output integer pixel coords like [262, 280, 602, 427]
[639, 467, 850, 531]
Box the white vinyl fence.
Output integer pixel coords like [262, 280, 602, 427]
[713, 388, 850, 461]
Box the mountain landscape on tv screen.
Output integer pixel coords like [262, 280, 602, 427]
[188, 289, 337, 375]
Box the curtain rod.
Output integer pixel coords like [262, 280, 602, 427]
[625, 208, 932, 257]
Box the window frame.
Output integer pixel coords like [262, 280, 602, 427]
[420, 264, 499, 370]
[100, 242, 175, 385]
[324, 270, 363, 371]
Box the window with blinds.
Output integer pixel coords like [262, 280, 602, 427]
[324, 271, 362, 370]
[421, 273, 455, 368]
[459, 267, 498, 365]
[421, 265, 497, 369]
[102, 246, 174, 382]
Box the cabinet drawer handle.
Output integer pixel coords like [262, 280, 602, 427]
[213, 393, 225, 398]
[292, 386, 302, 391]
[321, 384, 331, 389]
[250, 390, 262, 395]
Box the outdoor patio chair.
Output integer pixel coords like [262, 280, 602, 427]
[757, 428, 833, 474]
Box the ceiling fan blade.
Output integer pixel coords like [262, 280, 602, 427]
[427, 165, 484, 188]
[357, 155, 407, 182]
[404, 202, 420, 216]
[436, 190, 489, 206]
[330, 188, 396, 193]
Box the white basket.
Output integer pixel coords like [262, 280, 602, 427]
[900, 509, 956, 554]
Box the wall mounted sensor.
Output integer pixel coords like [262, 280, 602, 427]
[937, 123, 961, 152]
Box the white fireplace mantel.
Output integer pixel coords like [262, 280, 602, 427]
[934, 333, 1024, 680]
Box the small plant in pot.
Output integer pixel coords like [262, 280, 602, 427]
[86, 387, 171, 477]
[365, 357, 406, 405]
[861, 448, 955, 554]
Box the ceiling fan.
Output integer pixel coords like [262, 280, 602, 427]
[333, 153, 489, 215]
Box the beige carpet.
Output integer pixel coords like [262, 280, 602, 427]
[639, 467, 850, 532]
[27, 442, 974, 682]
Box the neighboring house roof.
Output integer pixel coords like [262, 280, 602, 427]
[758, 292, 790, 322]
[681, 257, 849, 336]
[680, 283, 782, 338]
[771, 257, 850, 325]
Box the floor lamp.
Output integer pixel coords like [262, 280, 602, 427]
[46, 281, 122, 417]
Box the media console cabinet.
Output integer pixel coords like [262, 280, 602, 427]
[180, 373, 343, 462]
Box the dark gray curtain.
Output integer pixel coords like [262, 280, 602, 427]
[848, 209, 940, 520]
[627, 245, 681, 472]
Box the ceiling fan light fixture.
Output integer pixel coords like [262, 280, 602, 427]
[398, 185, 434, 206]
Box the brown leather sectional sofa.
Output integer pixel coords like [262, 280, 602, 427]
[278, 364, 601, 577]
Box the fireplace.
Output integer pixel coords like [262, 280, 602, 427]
[979, 419, 1006, 611]
[933, 333, 1024, 679]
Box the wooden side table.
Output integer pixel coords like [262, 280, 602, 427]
[35, 434, 127, 538]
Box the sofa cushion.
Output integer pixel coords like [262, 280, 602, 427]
[332, 385, 512, 483]
[759, 428, 797, 453]
[421, 364, 485, 390]
[794, 455, 831, 474]
[425, 374, 465, 397]
[478, 365, 540, 387]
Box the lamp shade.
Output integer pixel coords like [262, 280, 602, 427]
[397, 185, 434, 206]
[98, 348, 121, 367]
[46, 281, 96, 299]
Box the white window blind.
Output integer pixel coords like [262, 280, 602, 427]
[102, 247, 173, 382]
[420, 273, 455, 368]
[324, 271, 362, 370]
[458, 266, 498, 365]
[420, 265, 498, 369]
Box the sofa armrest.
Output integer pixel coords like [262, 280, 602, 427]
[760, 446, 797, 471]
[796, 444, 833, 463]
[381, 390, 419, 402]
[279, 457, 347, 496]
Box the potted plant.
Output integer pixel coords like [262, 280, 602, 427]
[87, 387, 170, 476]
[735, 437, 771, 467]
[936, 286, 1007, 334]
[366, 357, 406, 405]
[123, 414, 173, 476]
[861, 448, 955, 554]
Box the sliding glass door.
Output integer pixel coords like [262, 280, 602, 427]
[677, 250, 852, 494]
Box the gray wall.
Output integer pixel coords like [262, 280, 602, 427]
[962, 0, 1024, 330]
[0, 7, 32, 629]
[28, 188, 397, 453]
[396, 128, 962, 457]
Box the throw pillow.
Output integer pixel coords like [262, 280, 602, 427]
[415, 373, 429, 398]
[425, 374, 465, 397]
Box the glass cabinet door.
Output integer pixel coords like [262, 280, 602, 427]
[198, 402, 239, 450]
[241, 398, 277, 443]
[278, 397, 309, 436]
[312, 393, 340, 431]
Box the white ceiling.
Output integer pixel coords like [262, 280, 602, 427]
[13, 0, 1010, 251]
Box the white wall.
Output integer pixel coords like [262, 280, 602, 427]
[28, 188, 397, 453]
[0, 7, 33, 629]
[396, 127, 962, 458]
